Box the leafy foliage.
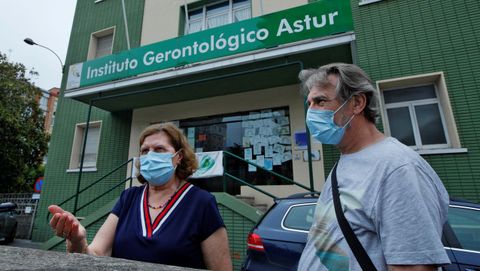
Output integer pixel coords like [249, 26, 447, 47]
[0, 52, 49, 193]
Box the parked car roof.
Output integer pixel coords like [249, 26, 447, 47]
[0, 202, 17, 212]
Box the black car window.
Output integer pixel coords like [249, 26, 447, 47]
[448, 206, 480, 251]
[283, 204, 315, 231]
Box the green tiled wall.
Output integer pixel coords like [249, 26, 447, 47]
[32, 98, 132, 242]
[31, 0, 143, 242]
[323, 0, 480, 203]
[214, 193, 261, 271]
[218, 206, 257, 270]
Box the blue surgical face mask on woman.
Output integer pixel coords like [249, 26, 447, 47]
[306, 97, 355, 145]
[140, 150, 180, 186]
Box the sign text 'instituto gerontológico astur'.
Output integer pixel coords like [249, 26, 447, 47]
[66, 0, 353, 90]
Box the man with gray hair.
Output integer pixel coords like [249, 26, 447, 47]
[297, 63, 450, 271]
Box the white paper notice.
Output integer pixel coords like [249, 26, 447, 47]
[273, 144, 285, 153]
[256, 155, 265, 168]
[269, 136, 281, 145]
[244, 128, 255, 137]
[244, 148, 253, 160]
[263, 118, 275, 127]
[273, 154, 282, 165]
[254, 143, 262, 155]
[282, 151, 292, 162]
[248, 159, 256, 172]
[254, 120, 263, 128]
[265, 145, 274, 158]
[280, 126, 290, 135]
[273, 110, 285, 117]
[188, 127, 195, 138]
[242, 137, 251, 147]
[188, 137, 195, 148]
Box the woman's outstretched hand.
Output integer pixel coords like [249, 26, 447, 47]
[48, 205, 86, 244]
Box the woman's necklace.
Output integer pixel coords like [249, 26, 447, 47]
[148, 200, 170, 210]
[148, 192, 174, 210]
[147, 181, 184, 210]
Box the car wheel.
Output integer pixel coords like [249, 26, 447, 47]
[5, 223, 17, 243]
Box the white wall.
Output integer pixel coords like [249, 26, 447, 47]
[128, 85, 325, 200]
[141, 0, 309, 46]
[251, 0, 308, 17]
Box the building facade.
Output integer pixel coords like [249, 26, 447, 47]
[38, 87, 59, 134]
[33, 0, 480, 268]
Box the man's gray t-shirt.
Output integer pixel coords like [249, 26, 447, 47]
[298, 137, 450, 271]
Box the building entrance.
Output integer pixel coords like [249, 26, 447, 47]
[173, 106, 294, 194]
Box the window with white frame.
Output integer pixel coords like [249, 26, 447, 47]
[379, 72, 463, 153]
[88, 27, 115, 60]
[185, 0, 251, 34]
[359, 0, 384, 6]
[69, 121, 102, 170]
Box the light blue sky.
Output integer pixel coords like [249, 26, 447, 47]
[0, 0, 76, 90]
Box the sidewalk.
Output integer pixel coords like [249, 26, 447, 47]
[6, 238, 42, 249]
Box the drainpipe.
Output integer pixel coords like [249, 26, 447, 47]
[121, 0, 131, 50]
[184, 0, 190, 34]
[73, 100, 93, 216]
[304, 99, 315, 192]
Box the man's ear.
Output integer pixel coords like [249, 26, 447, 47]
[352, 93, 367, 114]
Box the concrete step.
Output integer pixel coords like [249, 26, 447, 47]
[235, 195, 268, 213]
[253, 204, 268, 214]
[235, 195, 255, 206]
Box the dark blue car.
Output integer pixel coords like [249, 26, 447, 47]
[242, 193, 480, 271]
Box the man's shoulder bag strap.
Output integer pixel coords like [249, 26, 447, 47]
[331, 163, 377, 271]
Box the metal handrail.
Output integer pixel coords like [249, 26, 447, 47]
[223, 151, 315, 192]
[46, 158, 134, 222]
[224, 172, 276, 199]
[75, 176, 133, 214]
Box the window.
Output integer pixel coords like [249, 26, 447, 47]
[447, 206, 480, 251]
[174, 107, 293, 194]
[69, 121, 102, 170]
[39, 92, 49, 115]
[88, 27, 115, 60]
[378, 72, 464, 153]
[359, 0, 384, 6]
[50, 100, 57, 132]
[384, 85, 448, 148]
[282, 203, 316, 232]
[185, 0, 251, 34]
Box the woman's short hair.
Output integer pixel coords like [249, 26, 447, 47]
[298, 63, 380, 123]
[136, 122, 198, 183]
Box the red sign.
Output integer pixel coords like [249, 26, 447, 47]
[34, 177, 44, 193]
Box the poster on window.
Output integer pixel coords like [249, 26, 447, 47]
[190, 151, 224, 179]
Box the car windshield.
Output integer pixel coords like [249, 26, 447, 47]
[448, 205, 480, 251]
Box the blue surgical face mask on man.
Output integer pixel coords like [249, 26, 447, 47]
[306, 97, 355, 145]
[140, 150, 180, 186]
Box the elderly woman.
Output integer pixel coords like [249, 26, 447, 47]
[49, 123, 232, 270]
